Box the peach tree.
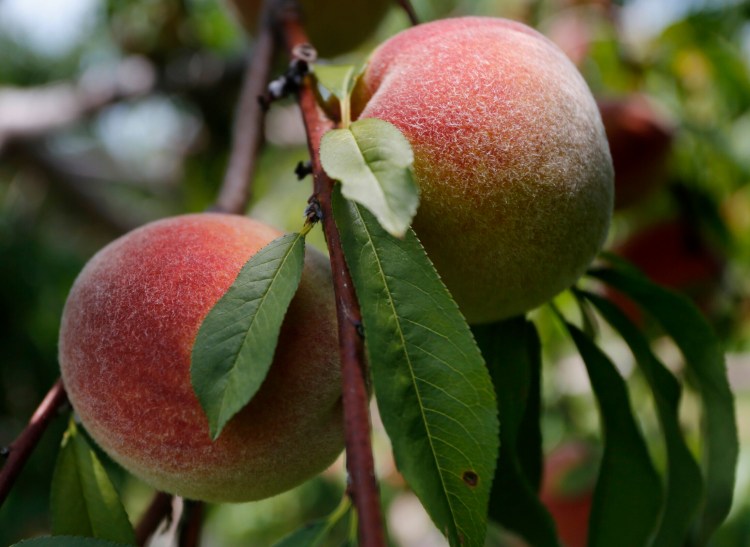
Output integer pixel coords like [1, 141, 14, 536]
[0, 1, 739, 547]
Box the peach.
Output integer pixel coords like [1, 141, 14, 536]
[352, 17, 614, 323]
[598, 96, 673, 209]
[226, 0, 391, 58]
[58, 213, 344, 502]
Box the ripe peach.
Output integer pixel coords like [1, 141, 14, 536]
[352, 17, 614, 323]
[598, 96, 673, 209]
[226, 0, 390, 58]
[58, 213, 344, 502]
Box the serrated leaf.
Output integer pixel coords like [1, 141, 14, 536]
[11, 537, 131, 547]
[581, 290, 703, 547]
[564, 321, 662, 547]
[333, 188, 498, 547]
[192, 232, 306, 440]
[50, 421, 135, 545]
[314, 64, 357, 101]
[472, 318, 559, 547]
[321, 118, 418, 238]
[589, 267, 738, 545]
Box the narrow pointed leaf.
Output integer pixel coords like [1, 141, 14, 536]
[581, 290, 703, 547]
[333, 189, 498, 547]
[192, 232, 306, 440]
[473, 318, 559, 547]
[588, 267, 738, 545]
[564, 321, 662, 547]
[314, 64, 357, 101]
[50, 421, 135, 545]
[321, 118, 418, 238]
[11, 538, 131, 547]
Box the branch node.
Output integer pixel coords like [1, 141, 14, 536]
[295, 160, 313, 180]
[265, 57, 311, 105]
[292, 43, 318, 63]
[304, 197, 323, 224]
[257, 94, 272, 112]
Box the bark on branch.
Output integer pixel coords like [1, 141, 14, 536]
[0, 379, 68, 507]
[278, 6, 386, 547]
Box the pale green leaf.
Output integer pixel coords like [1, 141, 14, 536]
[321, 118, 418, 238]
[314, 64, 357, 101]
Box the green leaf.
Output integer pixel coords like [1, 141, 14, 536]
[321, 118, 418, 238]
[472, 318, 559, 547]
[272, 521, 329, 547]
[50, 421, 135, 545]
[191, 232, 306, 440]
[314, 64, 358, 126]
[588, 267, 738, 545]
[314, 64, 357, 101]
[11, 537, 131, 547]
[272, 496, 350, 546]
[562, 320, 662, 547]
[580, 290, 704, 547]
[333, 188, 498, 547]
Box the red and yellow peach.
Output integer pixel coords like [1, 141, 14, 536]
[59, 213, 343, 502]
[352, 17, 614, 323]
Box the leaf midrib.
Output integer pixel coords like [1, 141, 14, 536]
[351, 203, 463, 539]
[215, 233, 303, 427]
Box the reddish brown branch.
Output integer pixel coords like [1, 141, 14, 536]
[135, 491, 174, 546]
[0, 379, 68, 506]
[395, 0, 420, 26]
[279, 8, 385, 547]
[178, 500, 204, 547]
[213, 3, 278, 214]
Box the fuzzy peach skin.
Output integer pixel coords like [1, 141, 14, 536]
[225, 0, 390, 58]
[58, 213, 343, 502]
[352, 17, 614, 323]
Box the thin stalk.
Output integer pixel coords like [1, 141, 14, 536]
[278, 5, 386, 546]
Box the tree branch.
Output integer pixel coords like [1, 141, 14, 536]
[178, 500, 204, 547]
[0, 52, 245, 152]
[0, 57, 155, 151]
[0, 379, 68, 507]
[278, 6, 385, 547]
[213, 1, 278, 214]
[135, 491, 174, 546]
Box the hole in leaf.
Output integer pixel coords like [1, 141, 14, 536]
[462, 470, 478, 487]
